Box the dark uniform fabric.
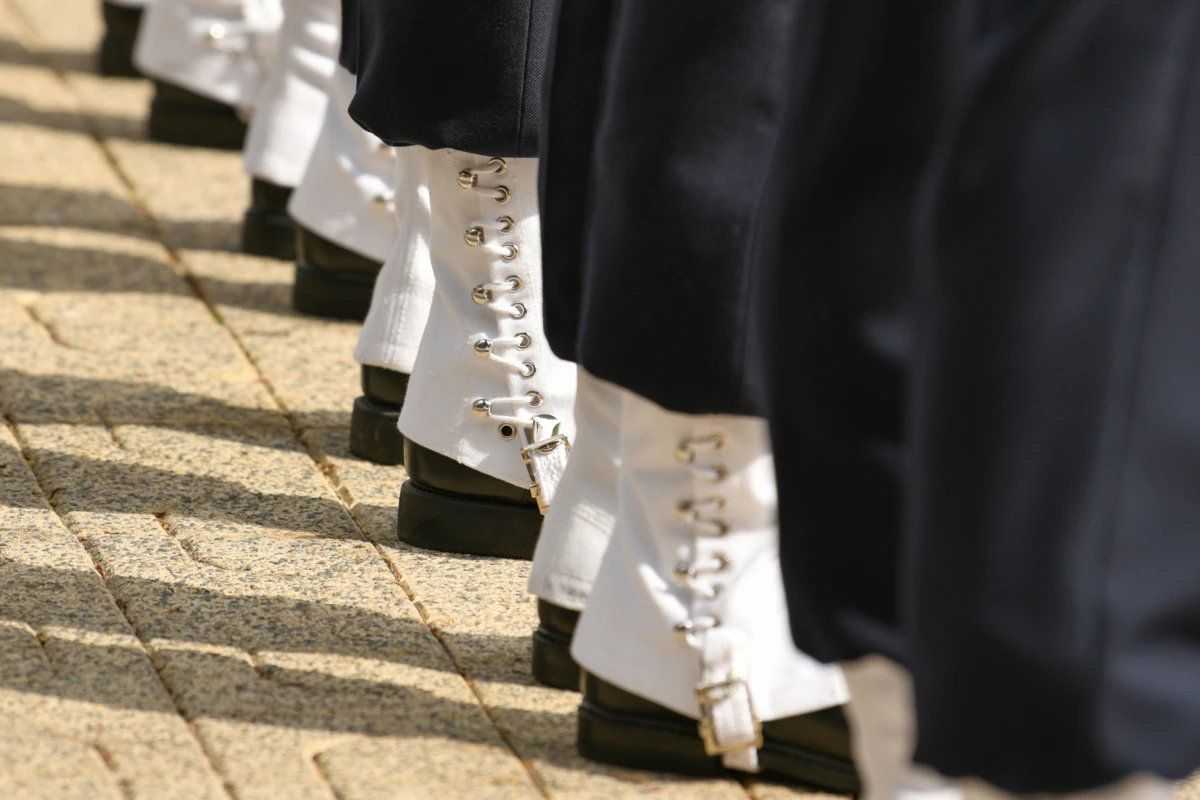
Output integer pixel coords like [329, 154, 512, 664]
[348, 0, 553, 157]
[539, 0, 803, 416]
[338, 0, 358, 73]
[751, 0, 1200, 791]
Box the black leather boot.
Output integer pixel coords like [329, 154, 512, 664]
[241, 178, 296, 259]
[396, 439, 542, 560]
[147, 81, 248, 150]
[578, 672, 860, 793]
[532, 599, 581, 690]
[98, 1, 143, 78]
[292, 225, 383, 320]
[349, 365, 408, 465]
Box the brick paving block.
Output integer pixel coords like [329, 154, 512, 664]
[0, 227, 210, 326]
[0, 125, 144, 233]
[0, 425, 228, 799]
[105, 140, 247, 253]
[0, 727, 124, 800]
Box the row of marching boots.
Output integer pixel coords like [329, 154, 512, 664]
[97, 0, 861, 790]
[97, 2, 1199, 799]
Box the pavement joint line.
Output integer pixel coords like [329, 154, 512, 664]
[0, 8, 558, 793]
[1, 410, 236, 800]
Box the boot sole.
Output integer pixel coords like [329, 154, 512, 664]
[242, 209, 296, 260]
[147, 100, 248, 150]
[293, 262, 377, 321]
[349, 396, 405, 466]
[396, 479, 541, 560]
[577, 700, 860, 793]
[532, 625, 580, 691]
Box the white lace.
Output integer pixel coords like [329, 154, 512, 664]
[673, 433, 733, 623]
[460, 159, 538, 434]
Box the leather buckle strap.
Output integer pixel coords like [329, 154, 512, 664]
[521, 414, 571, 515]
[695, 675, 764, 757]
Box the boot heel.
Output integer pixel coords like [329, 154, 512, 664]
[531, 626, 580, 691]
[349, 395, 405, 465]
[242, 209, 296, 260]
[396, 479, 541, 560]
[577, 700, 723, 777]
[292, 262, 378, 321]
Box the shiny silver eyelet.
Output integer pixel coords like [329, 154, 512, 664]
[501, 244, 519, 262]
[515, 333, 532, 349]
[472, 339, 493, 358]
[526, 391, 543, 407]
[509, 303, 527, 319]
[464, 227, 485, 246]
[471, 285, 492, 305]
[506, 275, 524, 291]
[674, 563, 694, 581]
[673, 620, 694, 640]
[493, 186, 511, 204]
[488, 157, 508, 175]
[519, 362, 537, 378]
[497, 215, 515, 233]
[497, 423, 517, 440]
[457, 170, 477, 190]
[471, 399, 491, 418]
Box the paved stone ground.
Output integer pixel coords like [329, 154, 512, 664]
[0, 2, 1197, 799]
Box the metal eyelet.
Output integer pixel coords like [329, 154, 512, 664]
[675, 498, 726, 520]
[515, 333, 532, 349]
[713, 554, 731, 571]
[471, 399, 491, 418]
[501, 244, 519, 262]
[506, 275, 524, 291]
[497, 215, 515, 233]
[707, 465, 728, 483]
[497, 423, 517, 440]
[673, 620, 695, 640]
[674, 563, 694, 582]
[711, 520, 731, 537]
[373, 194, 392, 208]
[493, 186, 511, 204]
[488, 158, 508, 175]
[464, 227, 485, 246]
[457, 170, 478, 190]
[526, 391, 543, 408]
[510, 303, 527, 319]
[519, 362, 537, 378]
[472, 339, 493, 358]
[471, 285, 492, 305]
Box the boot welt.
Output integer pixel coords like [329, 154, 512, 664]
[349, 395, 405, 466]
[532, 624, 580, 691]
[396, 478, 541, 560]
[242, 209, 296, 260]
[577, 699, 860, 793]
[292, 262, 378, 321]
